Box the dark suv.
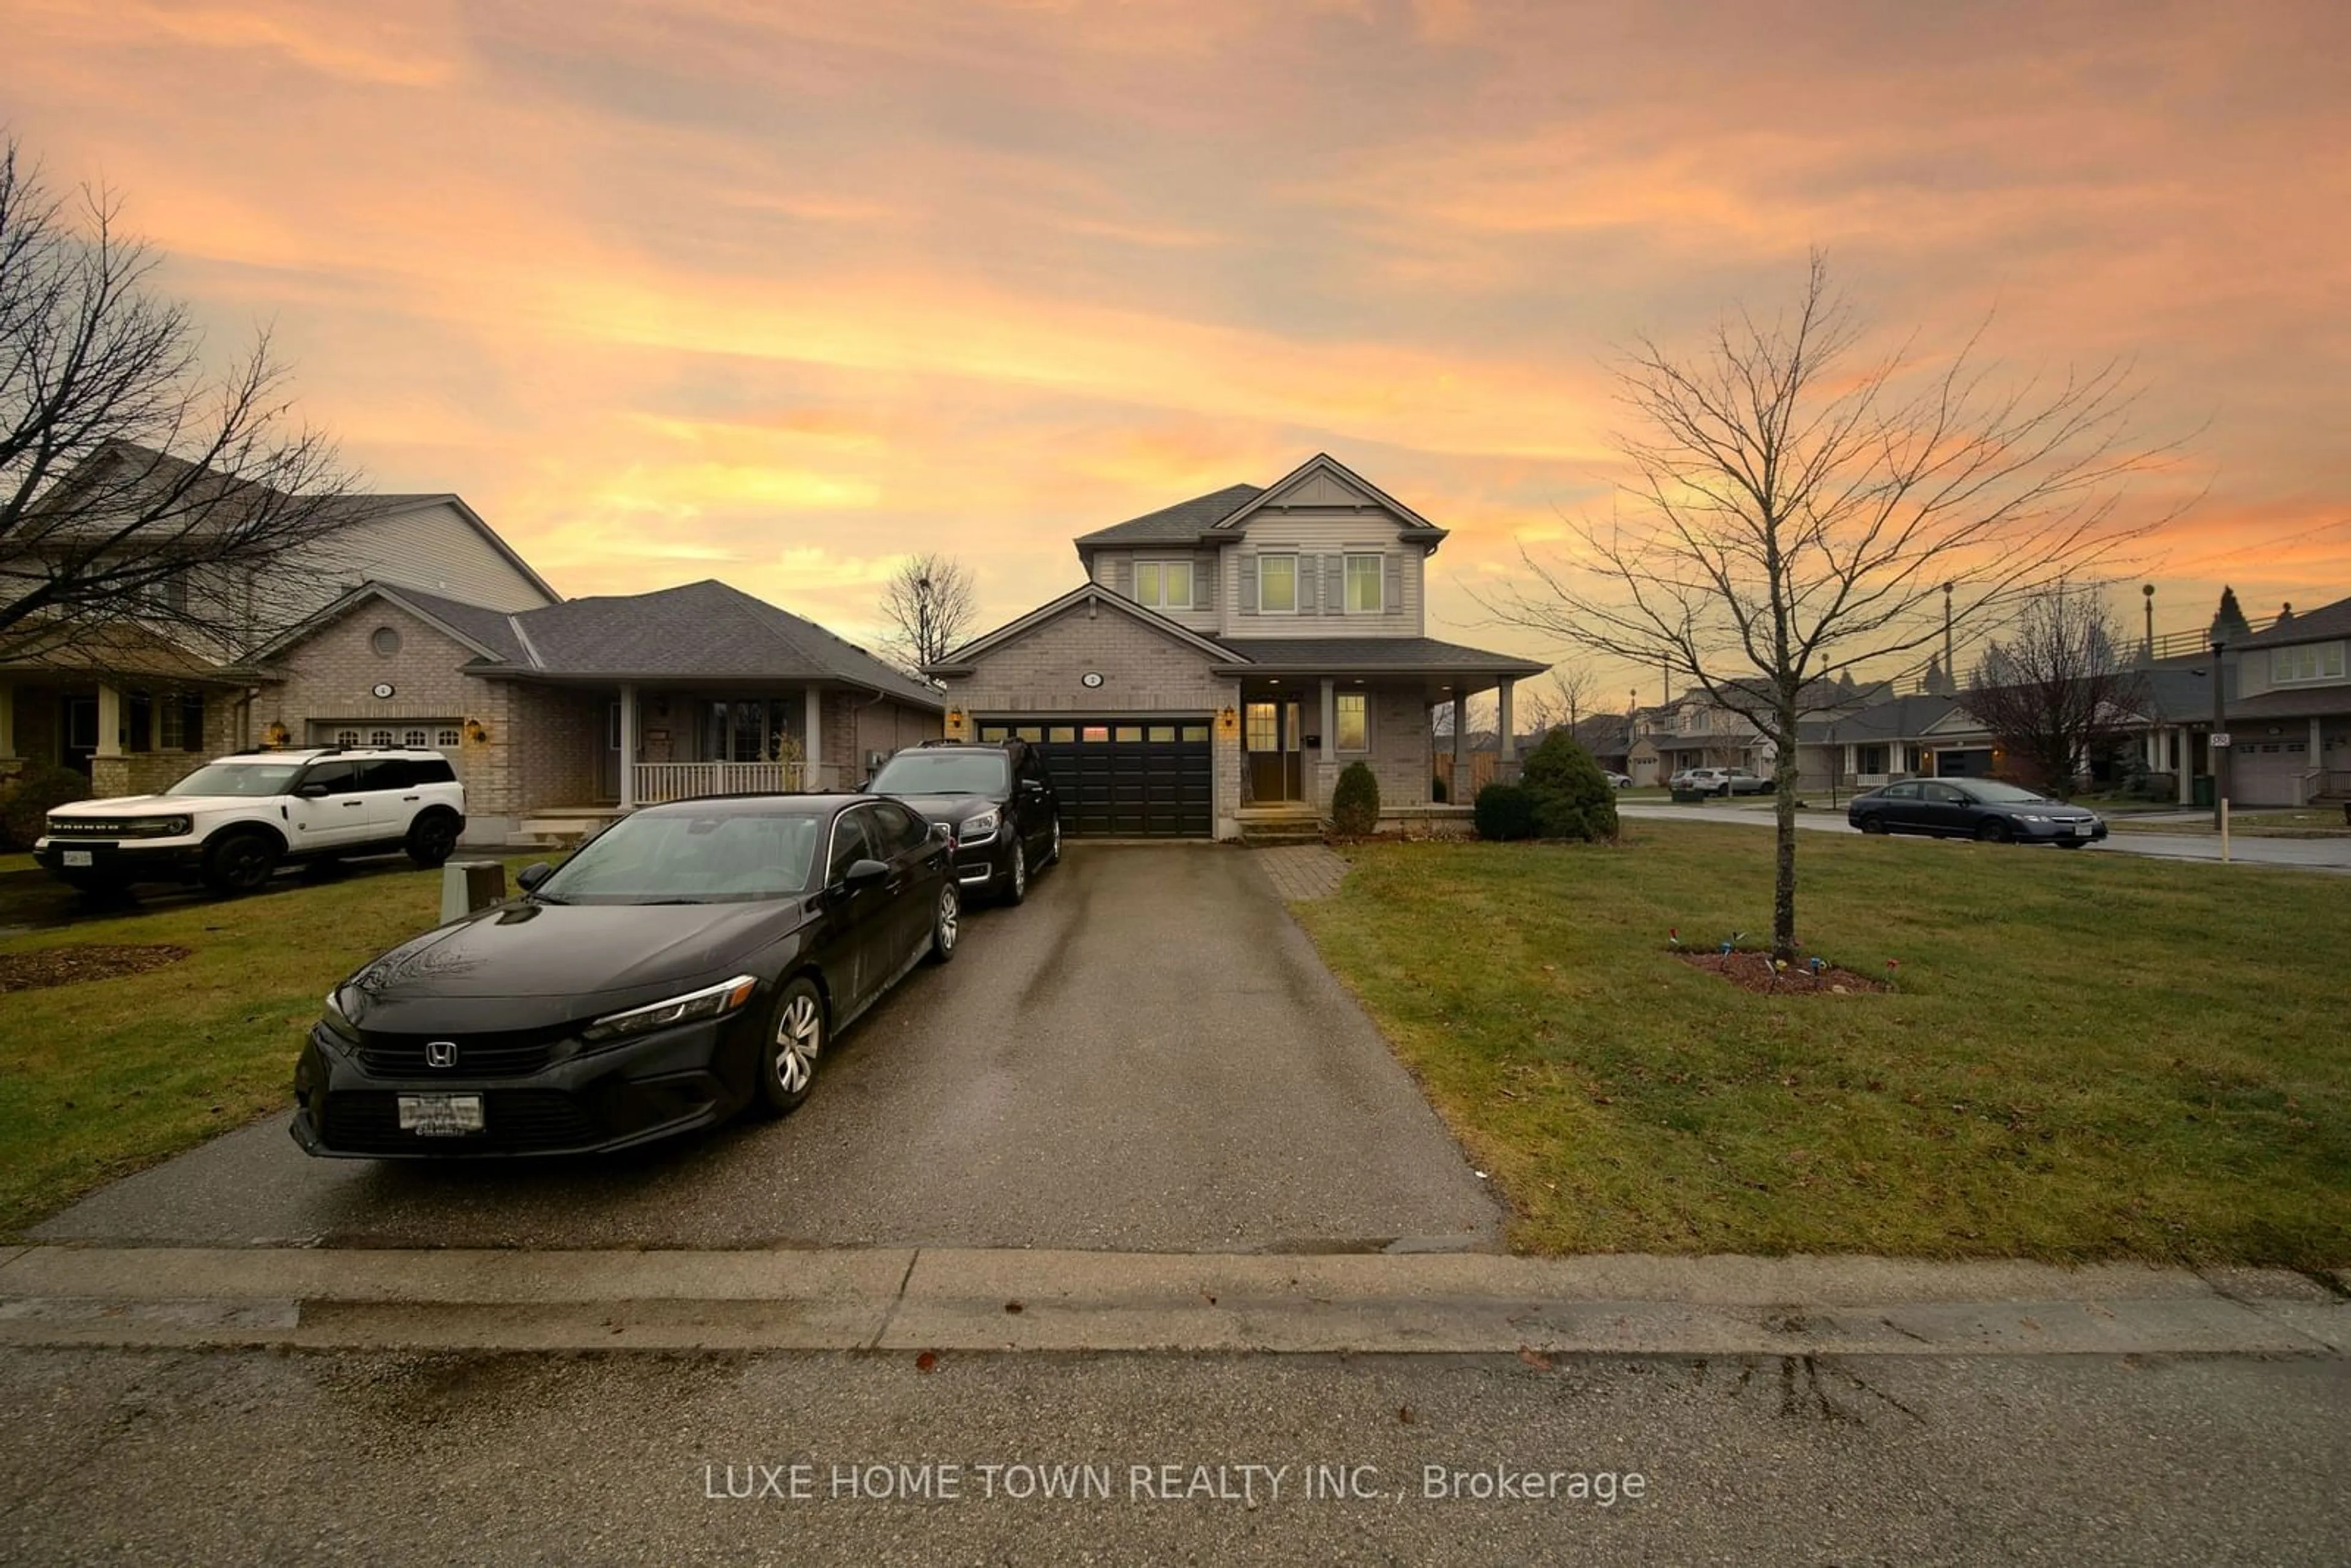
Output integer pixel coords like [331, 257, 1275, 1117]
[868, 739, 1060, 904]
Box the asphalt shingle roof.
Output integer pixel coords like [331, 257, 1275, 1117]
[2236, 594, 2351, 650]
[470, 580, 941, 708]
[1073, 484, 1264, 547]
[383, 583, 530, 664]
[1215, 636, 1547, 672]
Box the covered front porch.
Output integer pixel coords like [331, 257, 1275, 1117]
[1225, 662, 1539, 830]
[0, 664, 246, 797]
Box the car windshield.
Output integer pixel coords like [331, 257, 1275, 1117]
[1964, 781, 2052, 804]
[870, 750, 1010, 796]
[165, 762, 302, 797]
[533, 810, 824, 904]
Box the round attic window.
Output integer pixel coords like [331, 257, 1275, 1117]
[370, 626, 402, 657]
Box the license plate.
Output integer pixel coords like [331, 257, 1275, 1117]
[61, 850, 92, 867]
[397, 1093, 485, 1136]
[2061, 822, 2081, 835]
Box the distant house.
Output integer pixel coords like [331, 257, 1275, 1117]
[2218, 595, 2351, 805]
[1, 441, 558, 800]
[1627, 680, 1888, 786]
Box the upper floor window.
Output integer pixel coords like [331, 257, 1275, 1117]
[2271, 642, 2345, 685]
[1134, 560, 1194, 610]
[1344, 554, 1384, 613]
[1257, 554, 1299, 614]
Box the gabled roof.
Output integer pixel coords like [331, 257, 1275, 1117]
[1205, 453, 1449, 541]
[249, 580, 526, 664]
[2235, 593, 2351, 650]
[929, 582, 1237, 669]
[476, 580, 942, 707]
[17, 441, 561, 606]
[258, 578, 942, 708]
[1073, 483, 1265, 548]
[1069, 454, 1450, 554]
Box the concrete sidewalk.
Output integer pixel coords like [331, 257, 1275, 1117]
[2, 1244, 2342, 1357]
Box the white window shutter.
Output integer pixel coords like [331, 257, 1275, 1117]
[1321, 554, 1341, 613]
[1111, 556, 1132, 596]
[1384, 554, 1403, 615]
[1239, 553, 1258, 613]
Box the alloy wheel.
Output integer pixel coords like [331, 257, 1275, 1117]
[773, 991, 823, 1096]
[1048, 817, 1061, 864]
[938, 886, 959, 953]
[1010, 842, 1027, 899]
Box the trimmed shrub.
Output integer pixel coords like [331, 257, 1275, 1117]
[0, 765, 93, 852]
[1474, 781, 1538, 841]
[1518, 730, 1619, 842]
[1330, 760, 1381, 836]
[1431, 772, 1449, 804]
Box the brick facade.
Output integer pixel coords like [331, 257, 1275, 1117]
[937, 601, 1247, 837]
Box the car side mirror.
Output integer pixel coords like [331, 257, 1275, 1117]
[844, 857, 891, 890]
[1020, 778, 1045, 794]
[517, 861, 553, 891]
[929, 820, 954, 841]
[294, 782, 329, 799]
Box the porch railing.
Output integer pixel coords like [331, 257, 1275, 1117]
[633, 760, 804, 804]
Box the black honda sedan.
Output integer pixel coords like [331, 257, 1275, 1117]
[1847, 778, 2108, 846]
[291, 794, 957, 1158]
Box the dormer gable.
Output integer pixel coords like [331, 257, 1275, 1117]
[1205, 453, 1449, 550]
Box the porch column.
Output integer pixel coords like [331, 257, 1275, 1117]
[617, 683, 638, 810]
[803, 683, 823, 790]
[1497, 678, 1518, 762]
[1452, 694, 1468, 770]
[1318, 678, 1335, 763]
[0, 679, 15, 759]
[96, 681, 124, 757]
[2312, 716, 2326, 803]
[2178, 729, 2194, 805]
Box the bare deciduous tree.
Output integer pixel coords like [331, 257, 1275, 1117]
[1962, 583, 2147, 798]
[1548, 662, 1597, 733]
[1480, 253, 2177, 958]
[881, 551, 978, 671]
[1, 137, 359, 665]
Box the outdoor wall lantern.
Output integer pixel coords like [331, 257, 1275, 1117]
[263, 721, 290, 748]
[945, 705, 967, 738]
[464, 718, 490, 743]
[1218, 705, 1239, 736]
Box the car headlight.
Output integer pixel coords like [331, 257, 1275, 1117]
[2015, 813, 2049, 823]
[321, 986, 361, 1043]
[127, 816, 192, 838]
[959, 808, 1001, 841]
[580, 975, 760, 1043]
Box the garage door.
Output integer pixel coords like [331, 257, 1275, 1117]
[979, 718, 1213, 837]
[310, 719, 468, 779]
[2229, 738, 2309, 807]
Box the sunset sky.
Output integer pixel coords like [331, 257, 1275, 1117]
[9, 0, 2349, 693]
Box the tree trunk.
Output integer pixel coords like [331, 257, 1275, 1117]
[1772, 698, 1801, 961]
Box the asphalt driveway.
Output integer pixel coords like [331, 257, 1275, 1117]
[32, 845, 1501, 1253]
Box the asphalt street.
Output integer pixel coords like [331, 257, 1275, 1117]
[31, 844, 1502, 1253]
[1616, 802, 2351, 872]
[1, 1346, 2342, 1565]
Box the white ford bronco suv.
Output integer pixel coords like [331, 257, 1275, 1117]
[34, 747, 467, 895]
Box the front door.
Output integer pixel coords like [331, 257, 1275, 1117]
[1244, 700, 1303, 802]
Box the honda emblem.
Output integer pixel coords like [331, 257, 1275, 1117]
[425, 1040, 459, 1069]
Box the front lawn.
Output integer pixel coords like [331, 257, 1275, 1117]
[1294, 825, 2350, 1267]
[0, 862, 521, 1236]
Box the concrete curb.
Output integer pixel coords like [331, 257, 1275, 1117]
[2, 1246, 2342, 1356]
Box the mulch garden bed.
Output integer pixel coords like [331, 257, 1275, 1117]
[1674, 950, 1889, 995]
[0, 944, 192, 994]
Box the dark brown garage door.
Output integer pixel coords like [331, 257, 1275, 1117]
[979, 718, 1213, 837]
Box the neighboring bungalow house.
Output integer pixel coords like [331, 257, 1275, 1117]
[250, 579, 943, 846]
[1629, 679, 1888, 786]
[924, 454, 1546, 839]
[1, 441, 557, 798]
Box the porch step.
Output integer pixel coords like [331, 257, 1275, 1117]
[1239, 814, 1326, 847]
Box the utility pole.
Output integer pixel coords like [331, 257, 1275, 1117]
[2142, 583, 2156, 663]
[2210, 637, 2229, 830]
[1942, 581, 1955, 679]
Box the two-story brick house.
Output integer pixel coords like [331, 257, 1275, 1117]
[2216, 595, 2351, 805]
[925, 455, 1546, 839]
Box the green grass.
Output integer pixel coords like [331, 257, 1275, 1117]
[1294, 825, 2351, 1266]
[0, 861, 531, 1237]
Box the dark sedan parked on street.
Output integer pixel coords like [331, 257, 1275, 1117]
[1847, 778, 2108, 846]
[291, 793, 958, 1158]
[868, 739, 1060, 904]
